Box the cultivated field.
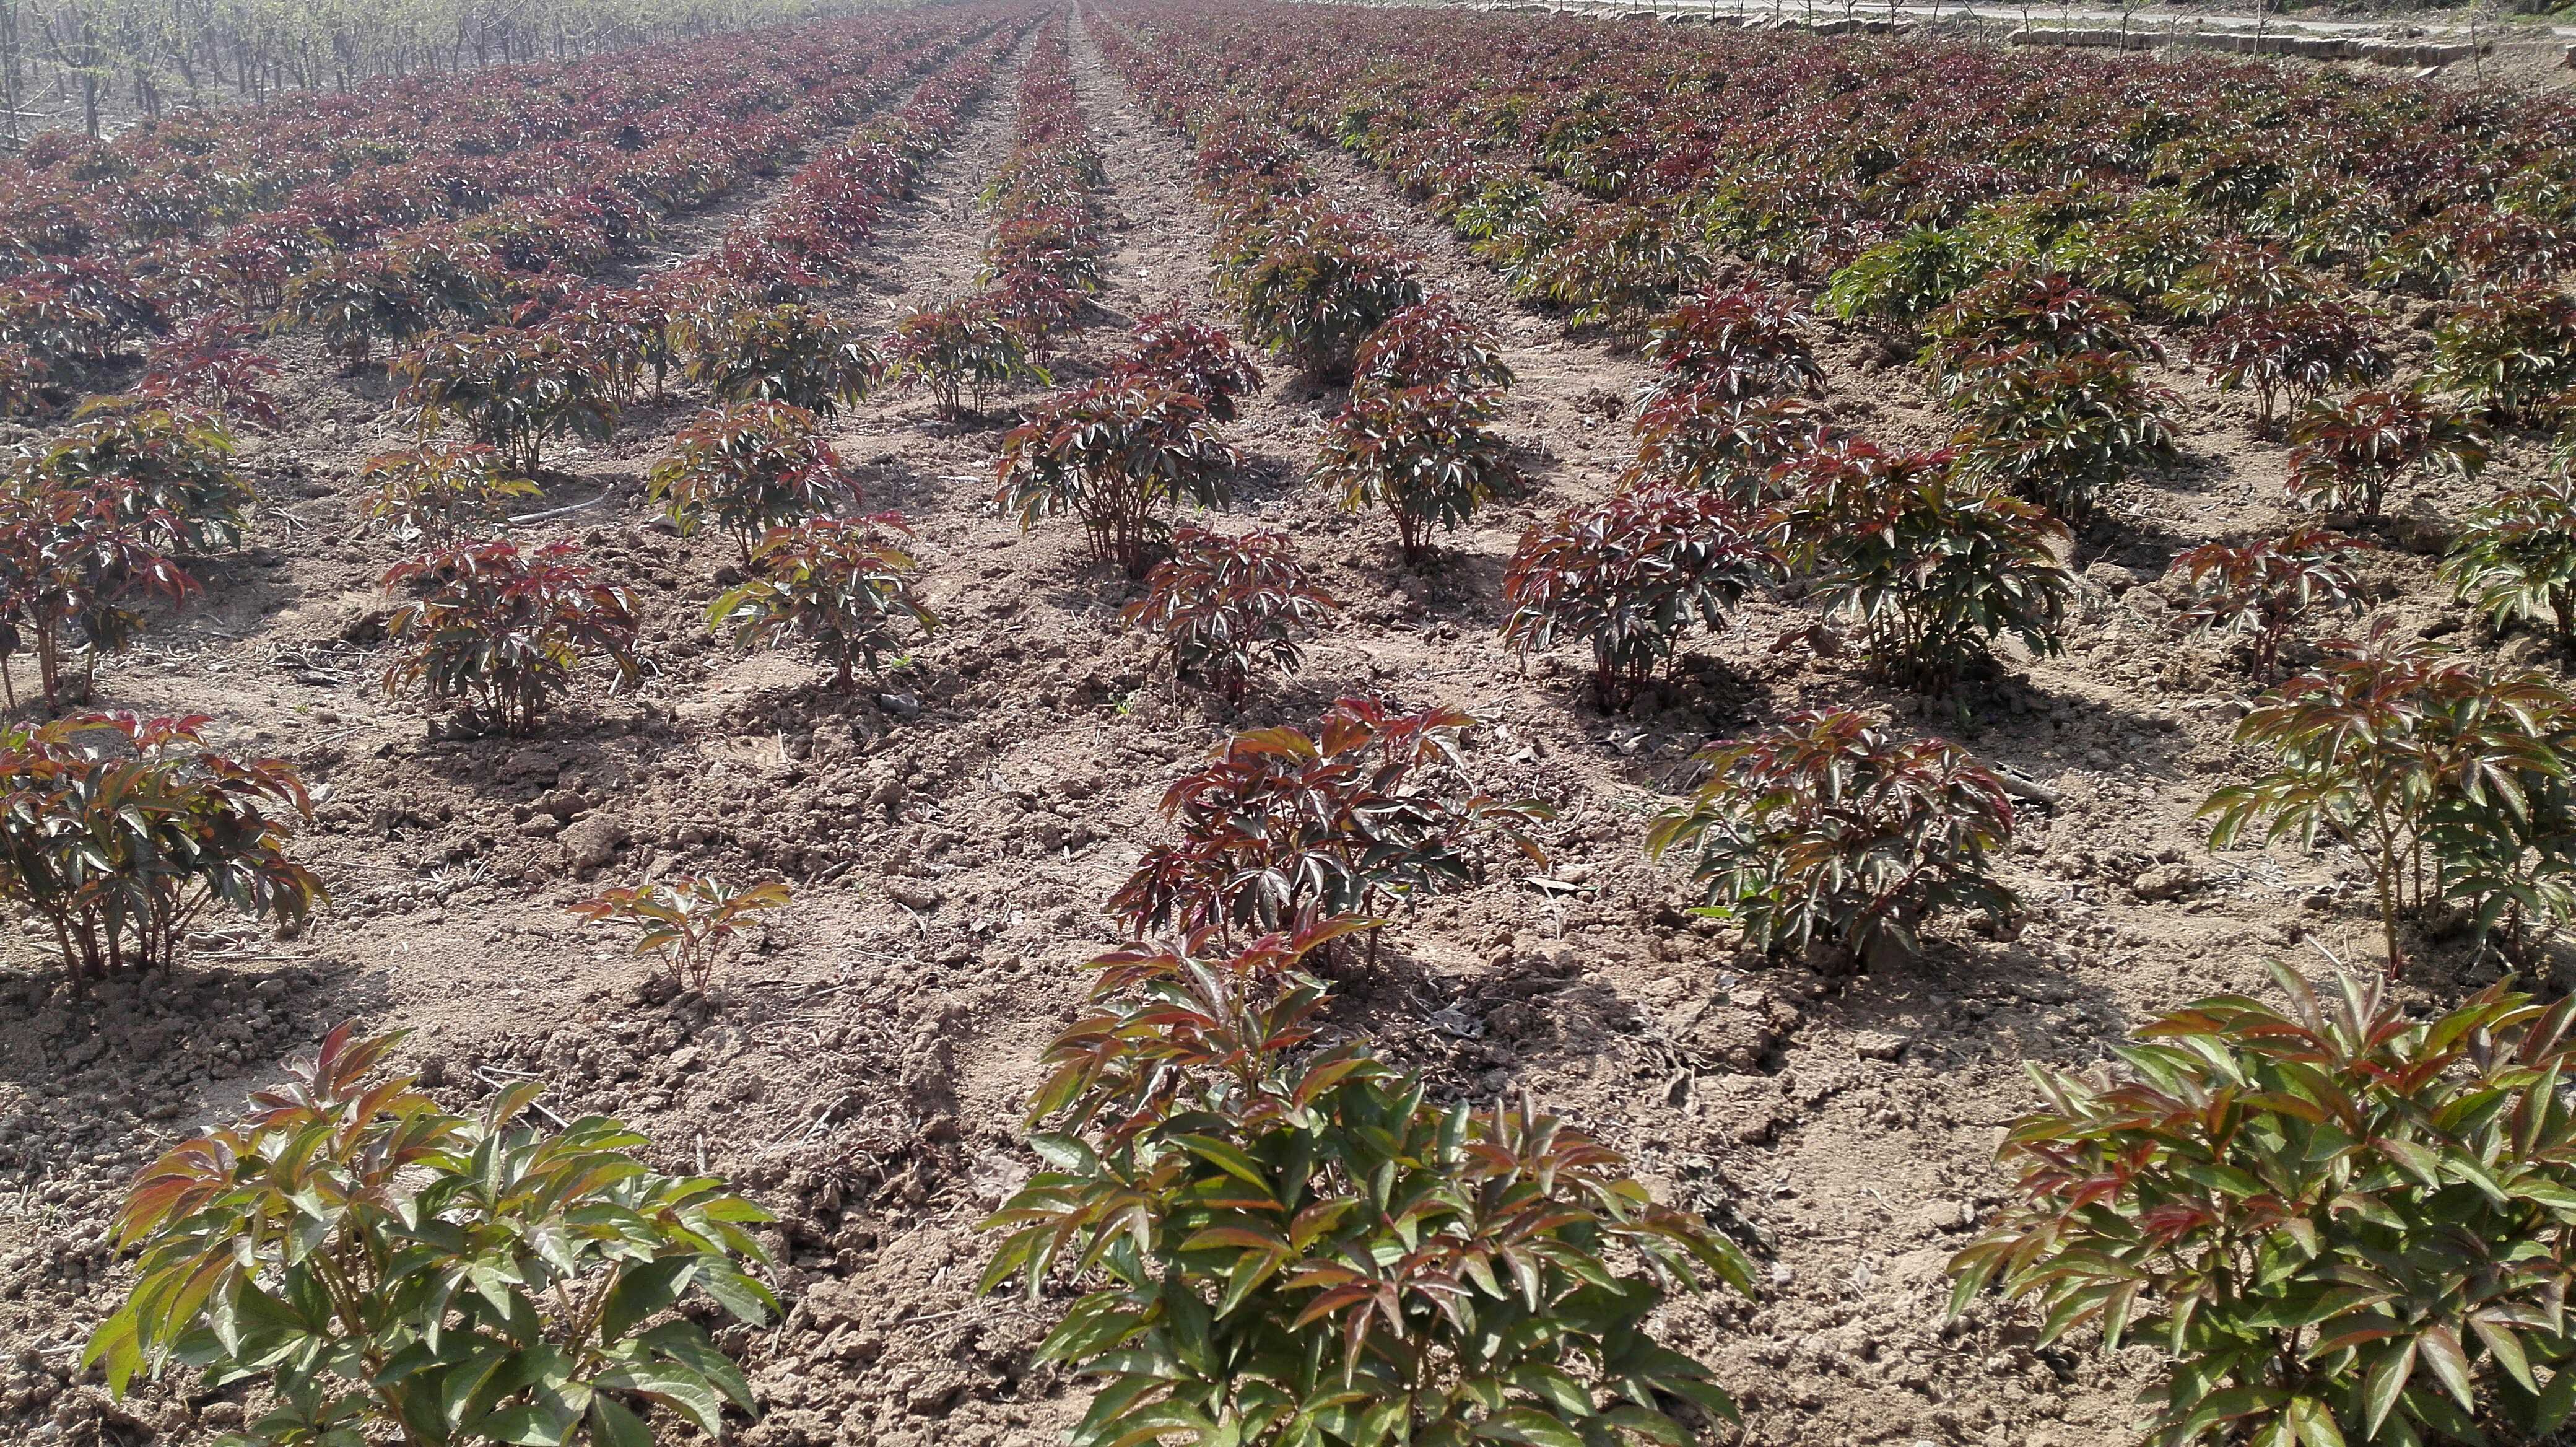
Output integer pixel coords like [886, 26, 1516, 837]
[2, 5, 2574, 1447]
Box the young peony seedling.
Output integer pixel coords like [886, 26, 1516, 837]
[568, 874, 793, 994]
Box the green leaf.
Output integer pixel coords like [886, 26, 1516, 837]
[2536, 1362, 2576, 1433]
[81, 1305, 142, 1397]
[590, 1394, 653, 1447]
[1598, 1405, 1688, 1446]
[1472, 1409, 1587, 1447]
[2365, 1339, 2418, 1439]
[2416, 1323, 2476, 1413]
[596, 1362, 728, 1436]
[692, 1261, 778, 1326]
[2288, 1396, 2348, 1447]
[1217, 1246, 1286, 1319]
[2174, 1161, 2268, 1199]
[475, 1401, 580, 1446]
[598, 1257, 695, 1344]
[2372, 1138, 2445, 1191]
[1503, 1363, 1593, 1419]
[1038, 1295, 1147, 1365]
[1173, 1135, 1280, 1200]
[2471, 1314, 2538, 1395]
[637, 1321, 758, 1412]
[2174, 1386, 2283, 1441]
[437, 1344, 512, 1430]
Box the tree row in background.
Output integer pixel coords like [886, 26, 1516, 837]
[0, 0, 874, 141]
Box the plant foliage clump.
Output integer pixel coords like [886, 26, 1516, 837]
[981, 919, 1750, 1447]
[1647, 282, 1826, 404]
[884, 295, 1045, 419]
[354, 445, 539, 544]
[682, 301, 883, 417]
[85, 1026, 777, 1447]
[1218, 198, 1424, 379]
[2432, 284, 2576, 424]
[393, 326, 620, 475]
[138, 316, 285, 431]
[1626, 391, 1834, 507]
[1952, 965, 2576, 1447]
[2284, 388, 2489, 518]
[709, 514, 937, 690]
[1772, 440, 2071, 693]
[1647, 709, 2019, 963]
[0, 466, 198, 709]
[1941, 346, 2176, 514]
[1312, 300, 1518, 561]
[998, 379, 1238, 577]
[2190, 300, 2390, 427]
[35, 398, 254, 555]
[1920, 268, 2153, 377]
[0, 712, 321, 982]
[570, 875, 793, 994]
[1502, 483, 1776, 709]
[2443, 473, 2576, 650]
[1316, 381, 1518, 563]
[2170, 527, 2371, 678]
[381, 539, 640, 737]
[1502, 203, 1704, 328]
[1120, 525, 1336, 707]
[1111, 310, 1265, 422]
[648, 401, 856, 563]
[1349, 294, 1515, 396]
[2202, 621, 2576, 970]
[1821, 225, 1999, 340]
[1623, 283, 1829, 504]
[1110, 697, 1549, 941]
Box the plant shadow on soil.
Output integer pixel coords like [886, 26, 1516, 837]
[0, 953, 394, 1137]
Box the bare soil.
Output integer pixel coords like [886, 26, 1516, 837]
[0, 12, 2566, 1447]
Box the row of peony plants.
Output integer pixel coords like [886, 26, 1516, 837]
[0, 12, 993, 417]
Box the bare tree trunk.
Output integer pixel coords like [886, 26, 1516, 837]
[0, 0, 21, 146]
